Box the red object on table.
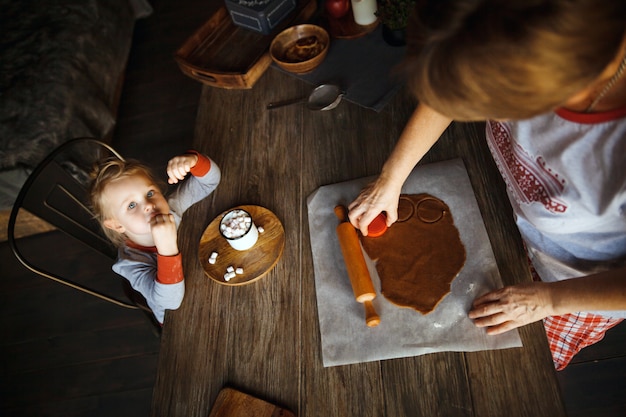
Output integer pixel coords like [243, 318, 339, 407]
[325, 0, 350, 19]
[367, 212, 388, 237]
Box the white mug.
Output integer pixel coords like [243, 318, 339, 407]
[220, 209, 259, 251]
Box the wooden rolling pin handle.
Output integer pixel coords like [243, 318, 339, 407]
[364, 300, 380, 327]
[334, 205, 349, 222]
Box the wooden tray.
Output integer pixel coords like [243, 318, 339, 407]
[199, 205, 285, 286]
[175, 0, 318, 89]
[208, 387, 295, 417]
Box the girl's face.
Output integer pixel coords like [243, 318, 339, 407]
[102, 174, 169, 243]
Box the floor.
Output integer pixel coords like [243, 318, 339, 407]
[1, 0, 625, 416]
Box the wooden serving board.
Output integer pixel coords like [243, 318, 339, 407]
[175, 0, 318, 89]
[320, 11, 379, 39]
[199, 205, 285, 286]
[208, 388, 295, 417]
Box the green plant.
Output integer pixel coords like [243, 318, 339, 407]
[375, 0, 416, 30]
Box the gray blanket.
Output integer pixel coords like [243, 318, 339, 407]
[0, 0, 151, 209]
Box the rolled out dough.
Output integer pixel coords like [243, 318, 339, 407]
[360, 194, 466, 313]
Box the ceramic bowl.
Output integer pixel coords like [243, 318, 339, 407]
[270, 24, 330, 74]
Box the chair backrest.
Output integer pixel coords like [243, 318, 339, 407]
[7, 138, 162, 334]
[9, 138, 122, 259]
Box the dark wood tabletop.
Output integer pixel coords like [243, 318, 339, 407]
[151, 66, 567, 416]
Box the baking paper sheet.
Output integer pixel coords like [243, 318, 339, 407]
[307, 158, 522, 367]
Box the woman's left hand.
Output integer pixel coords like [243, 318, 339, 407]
[468, 282, 554, 335]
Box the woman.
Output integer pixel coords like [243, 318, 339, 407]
[348, 0, 626, 369]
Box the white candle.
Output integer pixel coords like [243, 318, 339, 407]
[351, 0, 377, 26]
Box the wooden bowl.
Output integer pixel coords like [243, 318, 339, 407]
[270, 24, 330, 74]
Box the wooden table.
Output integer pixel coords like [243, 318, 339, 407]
[151, 67, 567, 416]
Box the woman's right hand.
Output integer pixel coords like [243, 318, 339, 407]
[348, 175, 403, 236]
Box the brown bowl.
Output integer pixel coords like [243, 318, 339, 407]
[270, 24, 330, 74]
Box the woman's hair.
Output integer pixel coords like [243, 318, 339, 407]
[89, 158, 164, 247]
[402, 0, 626, 120]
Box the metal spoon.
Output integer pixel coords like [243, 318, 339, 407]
[266, 84, 344, 111]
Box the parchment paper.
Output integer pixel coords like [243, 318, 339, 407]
[307, 158, 523, 367]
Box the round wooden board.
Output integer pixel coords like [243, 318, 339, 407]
[199, 205, 285, 286]
[321, 11, 379, 39]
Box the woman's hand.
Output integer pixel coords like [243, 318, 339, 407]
[348, 175, 402, 235]
[167, 153, 199, 184]
[470, 269, 626, 334]
[468, 282, 554, 335]
[348, 105, 452, 235]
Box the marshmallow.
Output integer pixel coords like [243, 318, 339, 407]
[220, 209, 253, 239]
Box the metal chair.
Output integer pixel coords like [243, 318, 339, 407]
[7, 138, 161, 335]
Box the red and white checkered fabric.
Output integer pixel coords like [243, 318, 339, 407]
[527, 256, 623, 370]
[543, 312, 623, 370]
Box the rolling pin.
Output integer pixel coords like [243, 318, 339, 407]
[334, 205, 380, 327]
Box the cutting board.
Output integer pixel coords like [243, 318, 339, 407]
[320, 10, 379, 39]
[199, 205, 285, 286]
[208, 388, 295, 417]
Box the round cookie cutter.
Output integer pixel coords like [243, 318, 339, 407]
[396, 195, 446, 224]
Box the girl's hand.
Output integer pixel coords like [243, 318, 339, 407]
[348, 175, 402, 236]
[150, 213, 179, 256]
[468, 282, 554, 335]
[167, 153, 199, 184]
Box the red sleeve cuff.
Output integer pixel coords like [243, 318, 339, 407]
[186, 150, 212, 177]
[156, 253, 184, 284]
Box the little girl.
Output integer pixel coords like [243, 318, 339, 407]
[89, 150, 221, 324]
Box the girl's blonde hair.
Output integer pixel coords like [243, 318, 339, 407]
[89, 158, 164, 247]
[402, 0, 626, 120]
